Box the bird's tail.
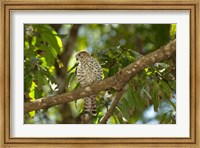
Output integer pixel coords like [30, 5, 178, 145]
[82, 95, 97, 124]
[84, 95, 97, 116]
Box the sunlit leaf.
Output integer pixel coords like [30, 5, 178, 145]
[29, 81, 36, 100]
[31, 36, 37, 46]
[28, 81, 36, 117]
[48, 66, 55, 73]
[40, 57, 48, 68]
[112, 115, 120, 124]
[24, 41, 29, 49]
[29, 111, 35, 118]
[170, 24, 176, 39]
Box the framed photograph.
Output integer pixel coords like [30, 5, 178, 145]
[0, 0, 199, 147]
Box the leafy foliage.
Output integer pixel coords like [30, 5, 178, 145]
[24, 24, 176, 124]
[24, 24, 63, 119]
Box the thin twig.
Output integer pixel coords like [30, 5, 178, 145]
[100, 89, 124, 124]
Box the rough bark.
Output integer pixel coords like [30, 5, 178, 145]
[24, 39, 176, 113]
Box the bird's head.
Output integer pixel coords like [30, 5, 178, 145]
[75, 51, 90, 62]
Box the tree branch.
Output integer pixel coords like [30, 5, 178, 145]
[100, 89, 124, 124]
[24, 39, 176, 113]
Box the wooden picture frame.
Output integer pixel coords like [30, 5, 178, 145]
[0, 0, 199, 147]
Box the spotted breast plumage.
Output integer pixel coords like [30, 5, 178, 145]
[75, 51, 102, 123]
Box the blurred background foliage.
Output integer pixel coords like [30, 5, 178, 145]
[24, 24, 176, 124]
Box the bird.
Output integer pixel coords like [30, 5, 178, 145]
[75, 51, 102, 123]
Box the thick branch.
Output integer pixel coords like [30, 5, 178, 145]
[24, 39, 176, 113]
[100, 90, 124, 124]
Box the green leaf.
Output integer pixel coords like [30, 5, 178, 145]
[25, 46, 36, 59]
[42, 70, 56, 84]
[119, 55, 130, 67]
[44, 48, 55, 66]
[66, 72, 76, 88]
[151, 81, 159, 112]
[160, 112, 168, 124]
[36, 71, 45, 87]
[141, 85, 152, 107]
[55, 34, 63, 51]
[31, 36, 37, 46]
[67, 63, 78, 73]
[160, 111, 175, 124]
[121, 98, 130, 120]
[96, 112, 104, 124]
[29, 81, 36, 100]
[38, 44, 56, 67]
[40, 57, 48, 68]
[126, 85, 135, 108]
[29, 110, 35, 118]
[73, 83, 80, 90]
[132, 91, 143, 110]
[28, 81, 36, 117]
[41, 32, 62, 54]
[35, 87, 43, 99]
[108, 67, 118, 77]
[24, 74, 32, 92]
[159, 80, 172, 98]
[170, 24, 176, 39]
[35, 24, 54, 32]
[168, 99, 176, 110]
[168, 80, 176, 91]
[24, 41, 29, 49]
[111, 115, 120, 124]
